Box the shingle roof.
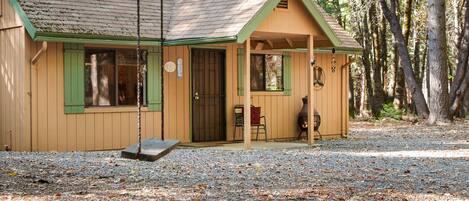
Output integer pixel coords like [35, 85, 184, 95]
[18, 0, 174, 39]
[16, 0, 361, 50]
[316, 5, 361, 49]
[166, 0, 268, 40]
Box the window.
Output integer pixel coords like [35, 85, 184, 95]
[84, 48, 147, 107]
[250, 54, 284, 91]
[277, 0, 288, 9]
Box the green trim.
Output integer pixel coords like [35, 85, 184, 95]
[147, 47, 162, 112]
[36, 34, 160, 46]
[164, 36, 237, 46]
[283, 52, 292, 96]
[9, 0, 37, 38]
[64, 43, 85, 114]
[279, 47, 362, 54]
[314, 47, 362, 54]
[302, 0, 341, 47]
[236, 0, 281, 43]
[189, 45, 228, 50]
[237, 48, 245, 96]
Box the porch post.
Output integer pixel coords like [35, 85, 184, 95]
[307, 35, 315, 145]
[244, 38, 252, 149]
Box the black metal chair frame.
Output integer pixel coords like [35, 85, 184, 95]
[233, 106, 268, 142]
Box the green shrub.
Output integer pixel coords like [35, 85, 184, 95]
[378, 102, 405, 120]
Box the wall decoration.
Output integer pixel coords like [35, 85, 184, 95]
[164, 61, 176, 73]
[313, 66, 325, 90]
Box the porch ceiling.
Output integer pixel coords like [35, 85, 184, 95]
[250, 31, 331, 50]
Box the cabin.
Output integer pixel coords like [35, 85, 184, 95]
[0, 0, 361, 152]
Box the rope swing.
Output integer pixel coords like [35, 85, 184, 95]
[136, 0, 142, 155]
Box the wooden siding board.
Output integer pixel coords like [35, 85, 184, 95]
[66, 115, 76, 151]
[112, 113, 121, 149]
[56, 43, 67, 152]
[76, 115, 86, 150]
[85, 114, 95, 150]
[47, 42, 58, 151]
[94, 113, 104, 150]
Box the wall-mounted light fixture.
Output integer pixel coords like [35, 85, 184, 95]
[177, 58, 183, 79]
[331, 48, 337, 73]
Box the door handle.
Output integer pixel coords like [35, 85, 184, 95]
[194, 92, 200, 100]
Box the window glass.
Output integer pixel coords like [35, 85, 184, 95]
[265, 55, 283, 91]
[85, 50, 116, 106]
[250, 54, 265, 91]
[117, 49, 139, 105]
[85, 48, 146, 107]
[250, 54, 283, 91]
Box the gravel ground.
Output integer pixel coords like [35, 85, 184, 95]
[0, 120, 468, 200]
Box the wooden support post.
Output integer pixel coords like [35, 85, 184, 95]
[307, 35, 315, 145]
[244, 38, 252, 150]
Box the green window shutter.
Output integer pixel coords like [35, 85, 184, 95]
[237, 48, 244, 96]
[147, 47, 162, 111]
[283, 52, 292, 96]
[64, 43, 85, 114]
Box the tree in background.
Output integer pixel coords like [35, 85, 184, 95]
[317, 0, 469, 121]
[427, 0, 451, 123]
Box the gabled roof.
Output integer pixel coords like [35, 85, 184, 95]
[11, 0, 361, 51]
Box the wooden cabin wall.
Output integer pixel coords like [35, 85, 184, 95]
[225, 44, 348, 140]
[27, 41, 194, 151]
[28, 40, 169, 151]
[0, 0, 30, 151]
[21, 40, 348, 152]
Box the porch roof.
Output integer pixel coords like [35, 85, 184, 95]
[13, 0, 361, 51]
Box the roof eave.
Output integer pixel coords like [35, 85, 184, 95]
[10, 0, 37, 39]
[301, 0, 342, 47]
[163, 36, 237, 46]
[34, 33, 161, 46]
[235, 0, 282, 44]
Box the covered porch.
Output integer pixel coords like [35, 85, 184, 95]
[238, 31, 321, 149]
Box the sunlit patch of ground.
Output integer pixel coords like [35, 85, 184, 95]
[0, 121, 468, 200]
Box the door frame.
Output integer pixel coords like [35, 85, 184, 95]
[189, 46, 228, 142]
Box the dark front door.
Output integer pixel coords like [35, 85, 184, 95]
[192, 49, 226, 142]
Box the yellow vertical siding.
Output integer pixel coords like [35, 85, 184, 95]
[20, 41, 347, 151]
[27, 40, 173, 151]
[0, 0, 29, 151]
[225, 45, 347, 140]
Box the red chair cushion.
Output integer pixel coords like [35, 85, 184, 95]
[251, 106, 261, 125]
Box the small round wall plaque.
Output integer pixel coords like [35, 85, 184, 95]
[164, 61, 176, 73]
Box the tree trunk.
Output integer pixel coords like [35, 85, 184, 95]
[393, 0, 407, 110]
[463, 89, 469, 118]
[427, 0, 451, 123]
[349, 61, 356, 118]
[394, 55, 407, 109]
[380, 0, 430, 118]
[414, 39, 421, 83]
[360, 69, 368, 116]
[403, 0, 414, 46]
[370, 2, 385, 116]
[449, 0, 469, 115]
[362, 14, 375, 116]
[381, 16, 390, 97]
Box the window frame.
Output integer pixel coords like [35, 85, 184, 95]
[250, 53, 285, 92]
[83, 47, 148, 108]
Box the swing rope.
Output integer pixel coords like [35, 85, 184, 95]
[136, 0, 142, 155]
